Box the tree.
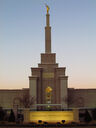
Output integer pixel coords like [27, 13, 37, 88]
[92, 108, 96, 120]
[62, 94, 74, 107]
[84, 110, 92, 123]
[20, 94, 35, 108]
[13, 94, 35, 108]
[8, 109, 15, 122]
[0, 107, 5, 121]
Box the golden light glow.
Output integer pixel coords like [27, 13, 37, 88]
[46, 86, 52, 93]
[30, 111, 74, 123]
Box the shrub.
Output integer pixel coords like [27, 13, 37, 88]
[8, 109, 15, 122]
[92, 109, 96, 120]
[84, 110, 92, 123]
[0, 107, 5, 121]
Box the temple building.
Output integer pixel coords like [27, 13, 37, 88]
[0, 7, 96, 110]
[29, 6, 68, 109]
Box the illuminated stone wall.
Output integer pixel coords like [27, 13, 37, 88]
[0, 89, 29, 108]
[23, 110, 79, 123]
[68, 88, 96, 108]
[0, 88, 96, 109]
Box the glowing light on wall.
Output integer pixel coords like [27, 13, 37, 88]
[30, 111, 74, 123]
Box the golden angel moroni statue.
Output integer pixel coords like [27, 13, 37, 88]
[45, 4, 50, 14]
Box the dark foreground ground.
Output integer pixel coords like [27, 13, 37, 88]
[0, 124, 96, 128]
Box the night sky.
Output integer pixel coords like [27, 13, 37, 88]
[0, 0, 96, 89]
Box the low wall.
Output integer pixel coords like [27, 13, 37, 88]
[24, 109, 79, 123]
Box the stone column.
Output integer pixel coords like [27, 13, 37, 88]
[46, 14, 50, 26]
[60, 76, 68, 109]
[45, 13, 51, 53]
[29, 76, 38, 110]
[73, 109, 79, 122]
[23, 109, 30, 123]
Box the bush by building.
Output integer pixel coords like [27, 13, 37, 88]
[0, 107, 5, 121]
[8, 109, 15, 122]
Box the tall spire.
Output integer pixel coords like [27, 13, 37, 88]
[45, 5, 51, 53]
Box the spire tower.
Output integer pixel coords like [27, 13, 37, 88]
[45, 5, 51, 53]
[29, 6, 68, 110]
